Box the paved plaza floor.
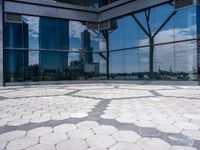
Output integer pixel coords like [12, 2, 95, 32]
[0, 83, 200, 150]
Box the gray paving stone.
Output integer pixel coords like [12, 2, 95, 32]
[183, 114, 200, 121]
[93, 125, 118, 135]
[53, 124, 77, 133]
[27, 127, 52, 137]
[87, 135, 116, 149]
[112, 130, 141, 142]
[25, 144, 56, 150]
[6, 136, 38, 150]
[170, 146, 197, 150]
[174, 122, 199, 130]
[0, 141, 7, 149]
[156, 124, 183, 133]
[0, 84, 200, 150]
[137, 138, 171, 150]
[0, 130, 26, 142]
[110, 143, 142, 150]
[77, 121, 99, 129]
[182, 130, 200, 140]
[68, 128, 94, 139]
[57, 139, 88, 150]
[40, 133, 68, 145]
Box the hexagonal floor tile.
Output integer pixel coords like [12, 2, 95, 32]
[182, 130, 200, 140]
[70, 113, 88, 118]
[40, 133, 68, 145]
[30, 117, 51, 123]
[116, 117, 136, 123]
[112, 130, 141, 142]
[137, 138, 171, 150]
[93, 125, 118, 135]
[183, 114, 200, 121]
[156, 124, 182, 133]
[7, 118, 30, 126]
[51, 114, 70, 120]
[0, 130, 26, 142]
[110, 143, 142, 150]
[0, 141, 7, 149]
[77, 121, 99, 129]
[57, 139, 88, 150]
[174, 122, 199, 130]
[27, 127, 52, 137]
[6, 136, 38, 150]
[134, 120, 157, 128]
[68, 128, 94, 139]
[87, 135, 116, 149]
[25, 144, 56, 150]
[87, 148, 106, 150]
[53, 124, 77, 133]
[170, 146, 197, 150]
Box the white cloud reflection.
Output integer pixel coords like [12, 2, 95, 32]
[22, 15, 197, 75]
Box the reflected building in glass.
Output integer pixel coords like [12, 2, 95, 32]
[1, 0, 200, 85]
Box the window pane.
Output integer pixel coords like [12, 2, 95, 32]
[124, 49, 138, 79]
[138, 47, 149, 79]
[109, 19, 123, 50]
[175, 6, 196, 41]
[154, 44, 175, 80]
[25, 51, 41, 81]
[69, 21, 86, 51]
[23, 16, 39, 50]
[4, 50, 25, 82]
[39, 51, 59, 81]
[175, 41, 197, 80]
[110, 51, 124, 79]
[154, 4, 175, 44]
[4, 22, 25, 48]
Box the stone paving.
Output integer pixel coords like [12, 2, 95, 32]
[0, 83, 200, 150]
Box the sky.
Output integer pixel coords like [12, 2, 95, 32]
[21, 5, 197, 74]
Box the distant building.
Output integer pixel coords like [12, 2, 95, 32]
[1, 0, 200, 85]
[80, 30, 93, 64]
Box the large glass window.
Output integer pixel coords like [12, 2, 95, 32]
[154, 44, 175, 80]
[175, 6, 196, 41]
[175, 41, 197, 80]
[124, 49, 138, 79]
[4, 15, 102, 82]
[3, 2, 198, 82]
[110, 51, 124, 79]
[154, 4, 175, 44]
[109, 16, 138, 50]
[138, 47, 149, 79]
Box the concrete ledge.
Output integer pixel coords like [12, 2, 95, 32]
[5, 80, 199, 87]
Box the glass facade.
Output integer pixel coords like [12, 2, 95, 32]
[42, 0, 119, 8]
[3, 2, 199, 82]
[4, 16, 102, 82]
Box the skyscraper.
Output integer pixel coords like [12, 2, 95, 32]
[80, 30, 93, 64]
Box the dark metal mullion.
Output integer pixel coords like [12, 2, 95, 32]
[152, 11, 177, 38]
[168, 1, 174, 7]
[131, 14, 150, 38]
[98, 52, 107, 61]
[101, 30, 110, 80]
[145, 9, 152, 37]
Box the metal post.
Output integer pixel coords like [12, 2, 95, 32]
[149, 38, 154, 78]
[0, 0, 4, 86]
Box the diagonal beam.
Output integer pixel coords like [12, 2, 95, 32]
[152, 11, 177, 38]
[145, 9, 152, 37]
[131, 14, 150, 38]
[98, 52, 107, 61]
[102, 30, 108, 41]
[101, 30, 110, 80]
